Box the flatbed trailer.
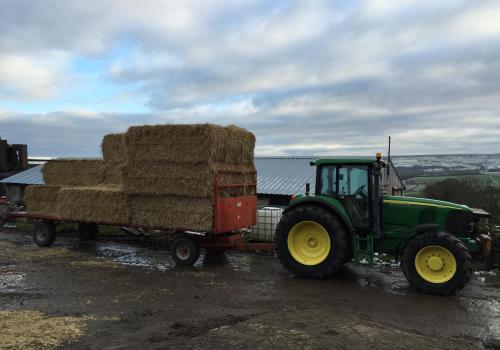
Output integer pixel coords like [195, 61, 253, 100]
[7, 170, 276, 265]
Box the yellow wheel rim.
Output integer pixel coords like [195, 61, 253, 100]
[287, 221, 331, 266]
[415, 245, 457, 283]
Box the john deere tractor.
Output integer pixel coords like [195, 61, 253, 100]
[276, 155, 496, 296]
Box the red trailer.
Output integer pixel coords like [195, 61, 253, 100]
[8, 170, 275, 265]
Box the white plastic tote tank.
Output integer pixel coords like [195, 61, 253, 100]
[250, 207, 284, 242]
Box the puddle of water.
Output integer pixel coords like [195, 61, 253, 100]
[1, 230, 276, 275]
[472, 299, 500, 340]
[0, 272, 27, 292]
[226, 253, 252, 272]
[87, 242, 173, 271]
[73, 240, 256, 274]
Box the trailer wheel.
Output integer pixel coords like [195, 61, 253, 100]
[401, 231, 472, 296]
[32, 221, 56, 247]
[78, 223, 99, 240]
[172, 236, 200, 266]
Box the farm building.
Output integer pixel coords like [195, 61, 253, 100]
[0, 137, 30, 204]
[1, 157, 405, 207]
[0, 137, 28, 172]
[0, 164, 44, 205]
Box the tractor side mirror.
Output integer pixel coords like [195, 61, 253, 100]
[305, 183, 310, 196]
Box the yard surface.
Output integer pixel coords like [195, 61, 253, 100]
[0, 226, 499, 349]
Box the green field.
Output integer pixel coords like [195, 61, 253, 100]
[404, 172, 500, 197]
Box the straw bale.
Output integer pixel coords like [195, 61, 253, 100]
[43, 160, 105, 186]
[24, 185, 62, 213]
[124, 124, 255, 164]
[102, 163, 124, 185]
[128, 195, 213, 231]
[101, 133, 126, 164]
[57, 186, 129, 225]
[123, 161, 256, 197]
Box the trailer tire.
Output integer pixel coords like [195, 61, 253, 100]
[401, 231, 472, 296]
[276, 204, 350, 279]
[32, 221, 56, 247]
[172, 236, 200, 266]
[78, 223, 99, 241]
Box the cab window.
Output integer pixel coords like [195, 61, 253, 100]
[338, 166, 369, 197]
[318, 165, 337, 196]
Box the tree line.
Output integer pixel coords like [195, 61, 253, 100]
[423, 178, 500, 224]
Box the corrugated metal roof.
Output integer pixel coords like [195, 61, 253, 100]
[255, 157, 315, 195]
[0, 165, 44, 185]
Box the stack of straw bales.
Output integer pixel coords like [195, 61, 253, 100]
[24, 124, 256, 231]
[122, 124, 256, 230]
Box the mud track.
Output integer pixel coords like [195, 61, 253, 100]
[0, 228, 499, 349]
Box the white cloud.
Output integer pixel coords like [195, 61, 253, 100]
[451, 3, 500, 39]
[0, 52, 70, 100]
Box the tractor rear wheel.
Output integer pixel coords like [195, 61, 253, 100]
[276, 205, 350, 279]
[401, 231, 472, 296]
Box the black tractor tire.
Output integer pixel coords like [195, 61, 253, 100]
[401, 231, 472, 296]
[78, 223, 99, 241]
[32, 221, 57, 247]
[276, 205, 350, 279]
[172, 236, 200, 266]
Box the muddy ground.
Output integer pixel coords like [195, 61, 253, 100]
[0, 226, 499, 350]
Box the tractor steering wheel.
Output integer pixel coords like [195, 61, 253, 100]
[353, 185, 367, 199]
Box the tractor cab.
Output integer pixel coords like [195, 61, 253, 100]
[313, 156, 385, 238]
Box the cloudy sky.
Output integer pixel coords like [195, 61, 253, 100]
[0, 0, 499, 157]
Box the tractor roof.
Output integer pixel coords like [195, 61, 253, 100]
[312, 157, 376, 166]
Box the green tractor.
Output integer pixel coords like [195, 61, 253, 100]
[275, 155, 496, 296]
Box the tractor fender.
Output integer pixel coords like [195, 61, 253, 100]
[283, 197, 355, 234]
[396, 223, 440, 256]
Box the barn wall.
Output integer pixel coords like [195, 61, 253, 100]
[380, 162, 405, 196]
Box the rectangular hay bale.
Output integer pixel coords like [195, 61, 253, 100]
[24, 185, 62, 214]
[57, 186, 129, 225]
[124, 124, 255, 164]
[101, 133, 127, 164]
[102, 163, 124, 185]
[128, 194, 213, 231]
[43, 160, 105, 186]
[122, 161, 256, 197]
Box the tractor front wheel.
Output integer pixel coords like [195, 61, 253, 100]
[276, 205, 350, 279]
[401, 231, 472, 296]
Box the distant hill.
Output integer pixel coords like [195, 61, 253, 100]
[389, 154, 500, 196]
[391, 154, 500, 179]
